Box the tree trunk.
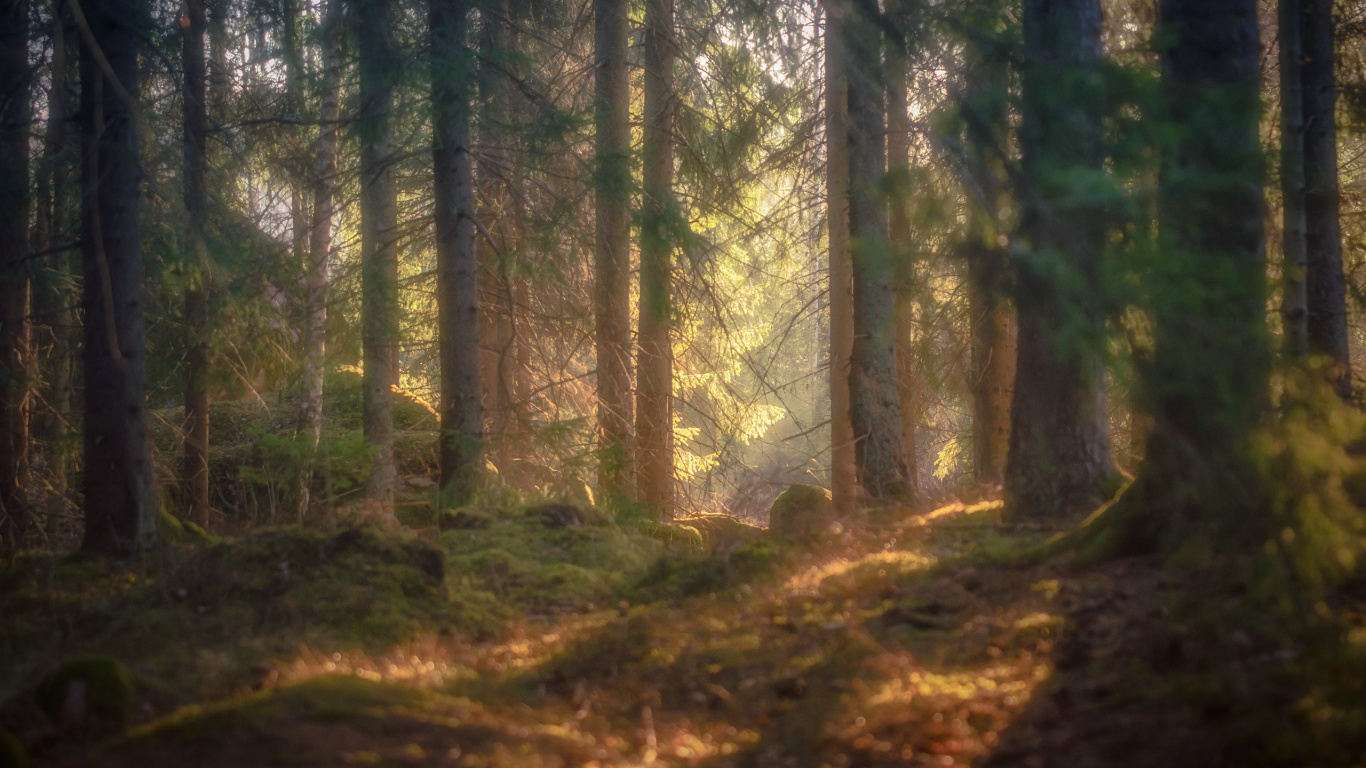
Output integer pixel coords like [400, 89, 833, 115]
[208, 0, 227, 108]
[1302, 0, 1349, 395]
[1280, 0, 1308, 357]
[636, 0, 675, 520]
[825, 0, 857, 514]
[966, 228, 1015, 488]
[182, 0, 211, 528]
[432, 0, 482, 503]
[845, 0, 910, 504]
[357, 0, 399, 517]
[885, 10, 918, 504]
[1128, 0, 1269, 548]
[476, 2, 517, 477]
[0, 0, 32, 550]
[33, 1, 77, 523]
[297, 0, 341, 517]
[594, 0, 633, 502]
[1004, 0, 1112, 521]
[78, 0, 157, 553]
[961, 47, 1015, 491]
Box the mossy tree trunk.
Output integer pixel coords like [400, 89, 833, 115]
[1004, 0, 1113, 522]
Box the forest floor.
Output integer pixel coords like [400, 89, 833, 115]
[3, 496, 1366, 768]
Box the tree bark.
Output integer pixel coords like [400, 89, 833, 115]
[1302, 0, 1349, 396]
[1279, 0, 1308, 357]
[33, 1, 77, 523]
[432, 0, 482, 503]
[845, 0, 911, 504]
[594, 0, 632, 502]
[1005, 0, 1112, 521]
[78, 0, 157, 553]
[966, 227, 1015, 488]
[1128, 0, 1269, 548]
[357, 0, 399, 517]
[476, 1, 518, 478]
[297, 0, 342, 517]
[636, 0, 675, 520]
[961, 46, 1015, 490]
[0, 0, 32, 550]
[825, 0, 857, 515]
[182, 0, 211, 528]
[885, 8, 918, 504]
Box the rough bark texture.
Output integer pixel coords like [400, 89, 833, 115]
[825, 0, 858, 515]
[476, 2, 523, 477]
[636, 0, 675, 520]
[966, 228, 1015, 488]
[845, 2, 910, 504]
[79, 0, 157, 553]
[0, 0, 31, 550]
[1005, 0, 1112, 521]
[1129, 0, 1269, 548]
[33, 5, 77, 522]
[885, 18, 918, 504]
[961, 46, 1015, 491]
[1302, 0, 1349, 396]
[182, 0, 211, 528]
[594, 0, 633, 502]
[433, 0, 482, 503]
[1279, 0, 1308, 357]
[297, 0, 342, 517]
[357, 0, 399, 517]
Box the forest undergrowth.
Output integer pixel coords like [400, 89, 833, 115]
[5, 489, 1366, 768]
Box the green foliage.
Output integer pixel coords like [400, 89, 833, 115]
[1256, 365, 1366, 591]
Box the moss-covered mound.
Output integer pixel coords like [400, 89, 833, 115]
[171, 525, 500, 643]
[769, 483, 833, 540]
[441, 502, 662, 612]
[34, 655, 136, 726]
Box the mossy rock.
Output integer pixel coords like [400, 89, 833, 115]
[673, 513, 764, 552]
[439, 506, 495, 530]
[522, 502, 609, 528]
[769, 484, 833, 540]
[35, 655, 135, 725]
[0, 730, 26, 768]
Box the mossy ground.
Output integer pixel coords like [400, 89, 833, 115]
[5, 500, 1366, 767]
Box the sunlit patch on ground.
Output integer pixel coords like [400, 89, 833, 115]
[22, 511, 1076, 768]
